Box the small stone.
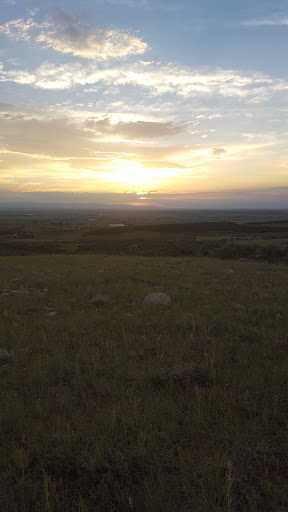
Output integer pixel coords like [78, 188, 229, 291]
[238, 258, 249, 262]
[143, 292, 171, 305]
[46, 311, 57, 317]
[223, 269, 234, 274]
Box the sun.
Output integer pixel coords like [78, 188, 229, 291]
[108, 160, 162, 191]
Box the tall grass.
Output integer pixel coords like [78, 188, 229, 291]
[0, 255, 287, 511]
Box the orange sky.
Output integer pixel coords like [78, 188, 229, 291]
[1, 4, 288, 207]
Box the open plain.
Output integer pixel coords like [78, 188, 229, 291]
[0, 209, 288, 511]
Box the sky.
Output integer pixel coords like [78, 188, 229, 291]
[1, 0, 288, 208]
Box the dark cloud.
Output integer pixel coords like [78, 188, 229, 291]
[1, 187, 288, 209]
[84, 116, 186, 139]
[0, 102, 15, 111]
[0, 112, 190, 161]
[37, 9, 148, 59]
[211, 147, 226, 156]
[51, 9, 85, 27]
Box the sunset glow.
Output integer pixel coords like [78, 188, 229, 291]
[106, 161, 162, 191]
[1, 0, 288, 207]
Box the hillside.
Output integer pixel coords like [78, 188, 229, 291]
[1, 254, 288, 511]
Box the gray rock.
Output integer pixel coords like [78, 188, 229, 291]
[143, 292, 171, 305]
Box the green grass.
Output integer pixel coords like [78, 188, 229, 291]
[0, 254, 288, 511]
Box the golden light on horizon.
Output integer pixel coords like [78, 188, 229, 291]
[106, 160, 167, 191]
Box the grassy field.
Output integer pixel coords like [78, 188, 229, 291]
[1, 209, 288, 264]
[1, 253, 288, 511]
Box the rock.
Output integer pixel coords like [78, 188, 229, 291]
[143, 292, 171, 305]
[223, 269, 234, 274]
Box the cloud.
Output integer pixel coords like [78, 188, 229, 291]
[0, 12, 148, 60]
[84, 116, 186, 139]
[211, 147, 226, 157]
[140, 160, 188, 169]
[0, 16, 47, 41]
[38, 11, 148, 59]
[0, 102, 15, 111]
[0, 114, 92, 158]
[1, 59, 287, 105]
[0, 101, 284, 187]
[1, 187, 288, 209]
[2, 12, 285, 98]
[0, 105, 190, 163]
[243, 17, 288, 26]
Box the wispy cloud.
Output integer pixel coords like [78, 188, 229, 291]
[0, 11, 148, 60]
[0, 16, 48, 41]
[243, 16, 288, 26]
[1, 59, 287, 103]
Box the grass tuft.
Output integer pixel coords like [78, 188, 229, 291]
[0, 347, 14, 362]
[89, 292, 110, 306]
